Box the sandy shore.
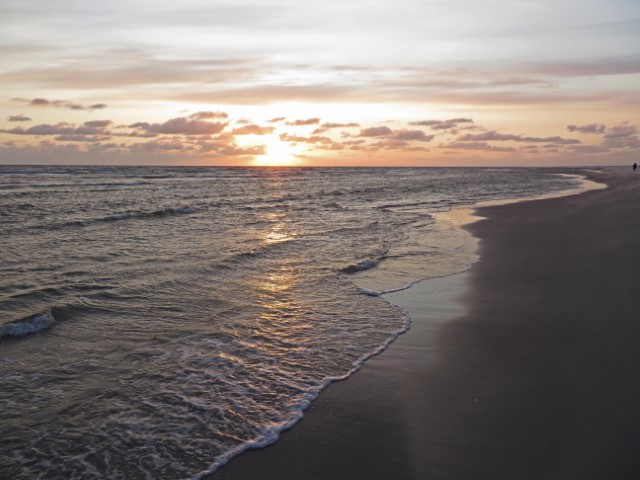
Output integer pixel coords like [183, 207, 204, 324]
[211, 168, 640, 480]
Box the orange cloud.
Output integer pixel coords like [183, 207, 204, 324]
[286, 118, 321, 126]
[220, 144, 267, 156]
[189, 111, 228, 120]
[231, 124, 276, 135]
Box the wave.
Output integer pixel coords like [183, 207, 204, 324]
[340, 242, 391, 274]
[100, 206, 197, 222]
[340, 258, 381, 274]
[192, 308, 412, 480]
[53, 205, 197, 229]
[0, 311, 55, 339]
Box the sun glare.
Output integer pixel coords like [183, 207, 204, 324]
[255, 135, 302, 166]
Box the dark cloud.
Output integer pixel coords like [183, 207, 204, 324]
[29, 98, 51, 107]
[602, 122, 640, 149]
[567, 124, 606, 134]
[126, 131, 159, 138]
[54, 135, 108, 143]
[358, 126, 392, 137]
[286, 118, 321, 126]
[392, 130, 434, 142]
[84, 120, 113, 128]
[128, 117, 227, 136]
[8, 114, 31, 122]
[3, 121, 112, 137]
[458, 131, 580, 145]
[410, 118, 473, 130]
[129, 139, 191, 153]
[230, 124, 275, 135]
[12, 97, 107, 111]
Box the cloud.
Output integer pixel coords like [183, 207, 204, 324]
[568, 145, 611, 154]
[321, 122, 360, 128]
[128, 116, 227, 136]
[268, 117, 286, 123]
[525, 55, 640, 77]
[220, 144, 267, 156]
[312, 122, 361, 134]
[286, 118, 321, 126]
[12, 97, 107, 111]
[230, 124, 275, 135]
[442, 141, 516, 152]
[280, 133, 335, 144]
[567, 124, 606, 134]
[54, 135, 108, 143]
[84, 120, 113, 128]
[8, 114, 31, 122]
[126, 130, 159, 138]
[129, 139, 191, 153]
[392, 130, 434, 142]
[602, 122, 640, 149]
[458, 131, 580, 144]
[189, 111, 228, 120]
[3, 121, 112, 137]
[358, 126, 392, 137]
[410, 118, 474, 130]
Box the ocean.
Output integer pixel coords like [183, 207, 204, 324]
[0, 166, 582, 479]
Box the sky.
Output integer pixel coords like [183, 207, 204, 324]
[1, 0, 639, 166]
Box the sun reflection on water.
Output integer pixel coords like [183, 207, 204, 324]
[260, 212, 297, 245]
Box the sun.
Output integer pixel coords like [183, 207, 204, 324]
[255, 135, 303, 166]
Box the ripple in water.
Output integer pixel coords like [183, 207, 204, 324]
[0, 166, 583, 478]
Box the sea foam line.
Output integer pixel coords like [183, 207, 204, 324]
[195, 172, 606, 479]
[191, 307, 412, 480]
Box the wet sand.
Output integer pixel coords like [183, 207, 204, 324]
[211, 168, 640, 480]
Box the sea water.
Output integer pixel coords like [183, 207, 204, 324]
[0, 166, 582, 479]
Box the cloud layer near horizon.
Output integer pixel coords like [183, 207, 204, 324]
[2, 106, 638, 166]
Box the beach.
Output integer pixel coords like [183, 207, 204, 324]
[212, 167, 640, 480]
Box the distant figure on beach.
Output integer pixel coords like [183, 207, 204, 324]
[634, 162, 638, 172]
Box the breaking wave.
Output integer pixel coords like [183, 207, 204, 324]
[0, 311, 56, 339]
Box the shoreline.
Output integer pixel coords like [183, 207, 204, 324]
[210, 167, 640, 479]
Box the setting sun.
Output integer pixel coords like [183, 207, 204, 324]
[254, 135, 304, 166]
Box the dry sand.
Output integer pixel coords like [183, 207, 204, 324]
[212, 168, 640, 480]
